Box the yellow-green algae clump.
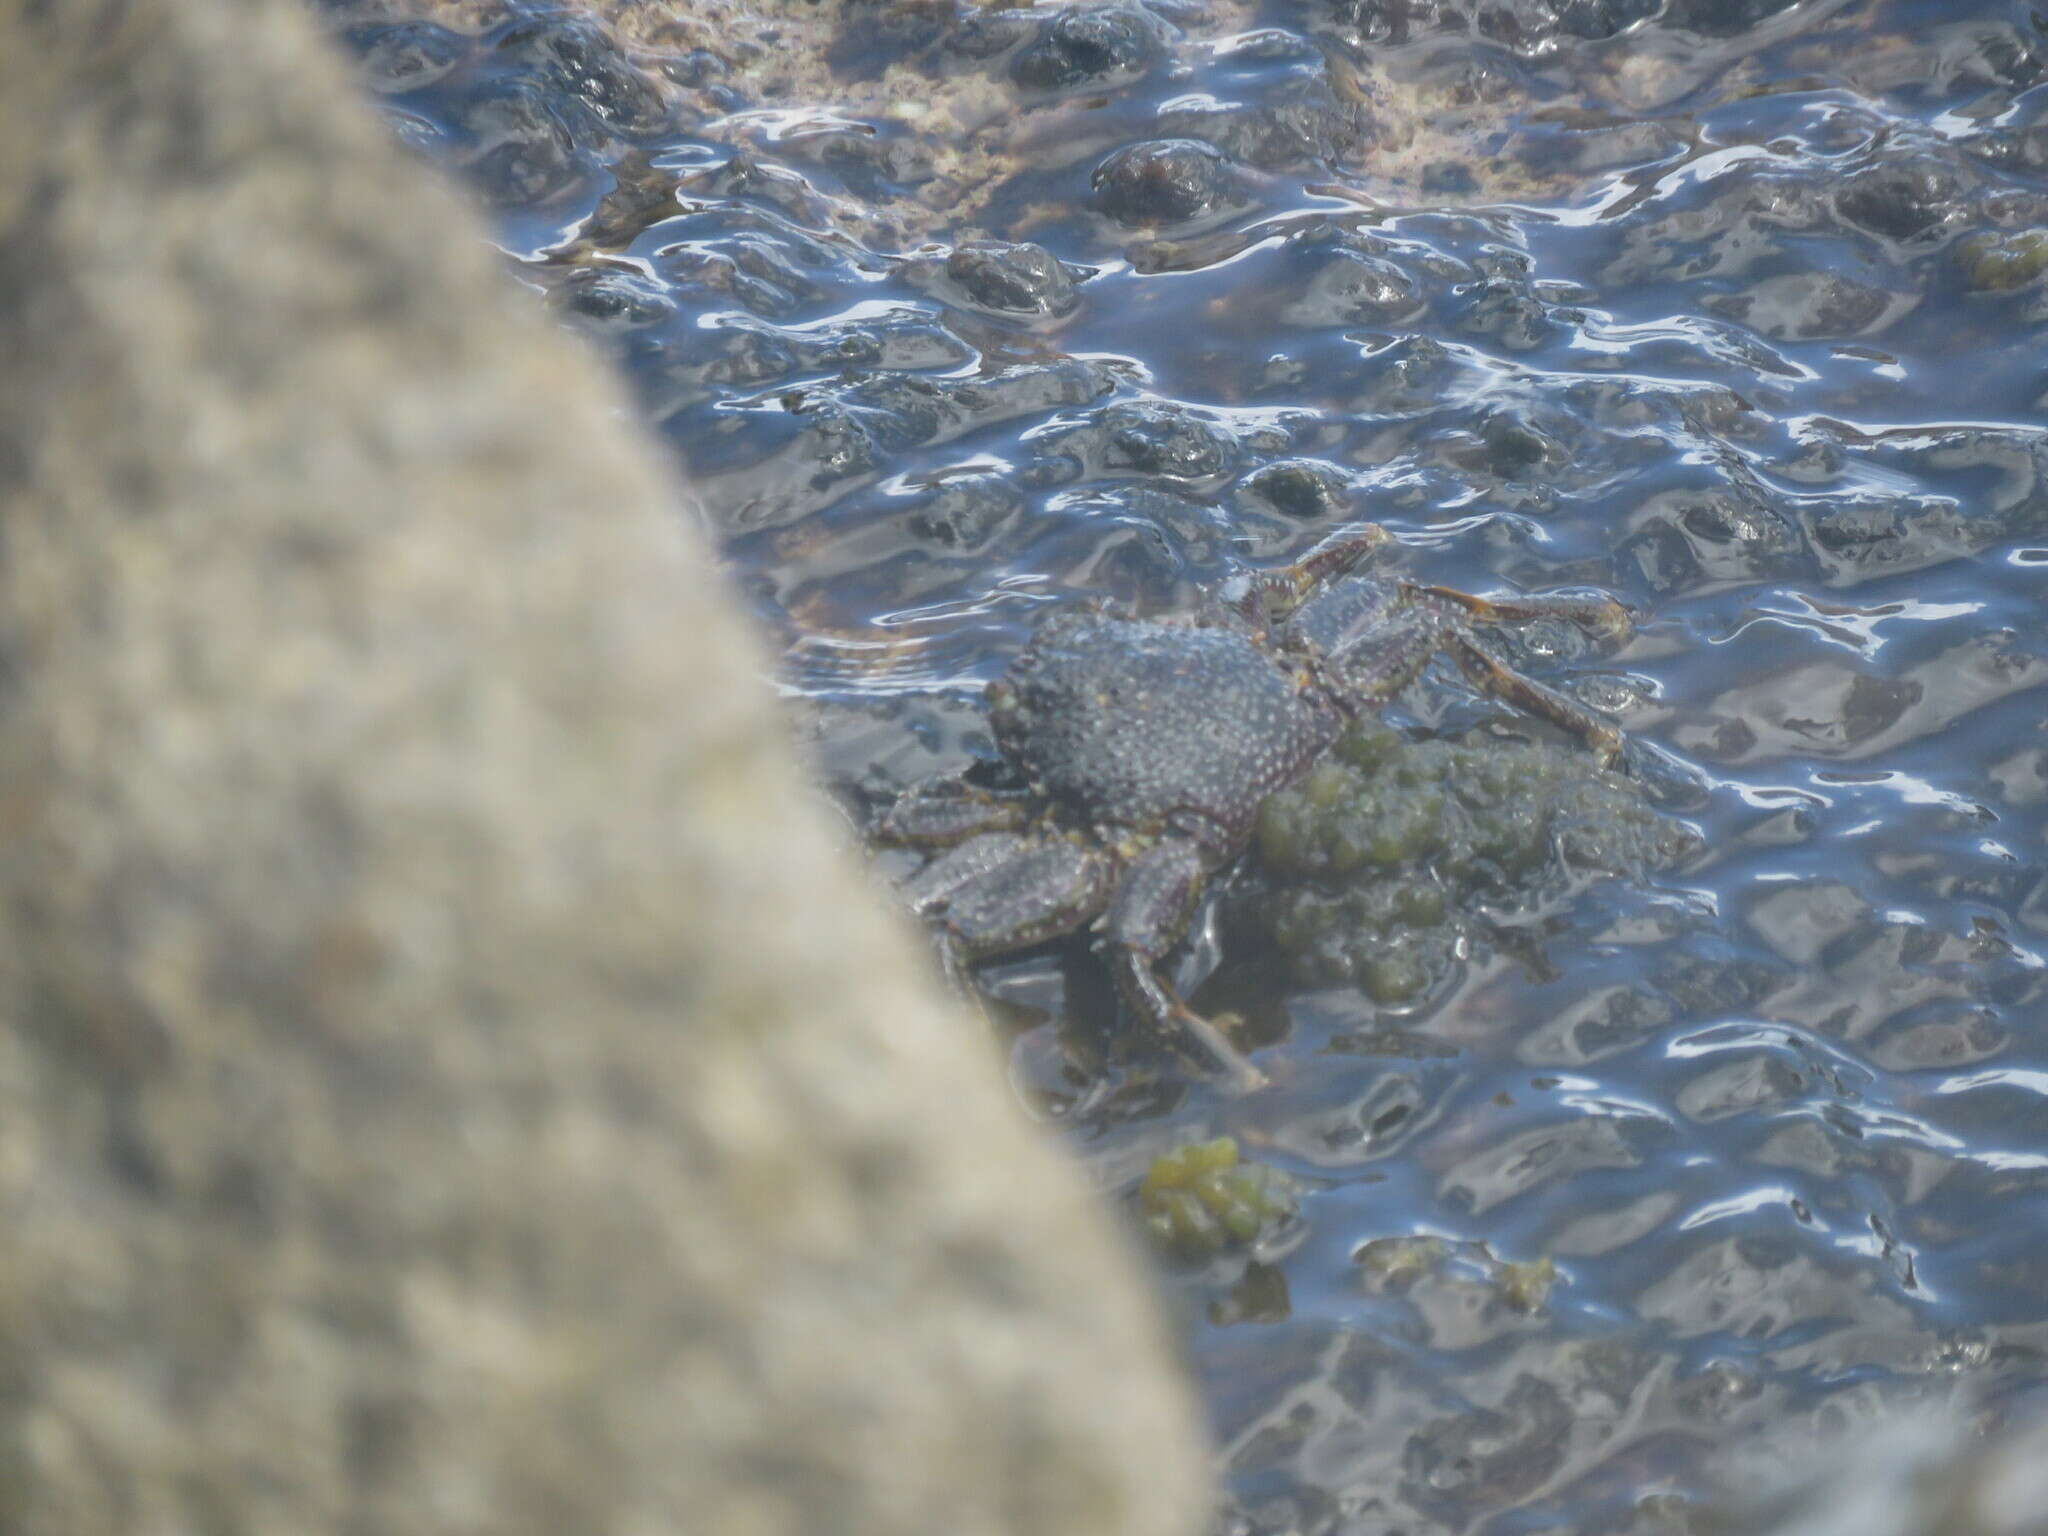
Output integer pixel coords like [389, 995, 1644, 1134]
[1139, 1137, 1296, 1262]
[1253, 723, 1698, 1003]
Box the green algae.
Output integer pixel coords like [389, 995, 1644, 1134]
[1251, 724, 1698, 1002]
[1138, 1137, 1297, 1262]
[1957, 230, 2048, 293]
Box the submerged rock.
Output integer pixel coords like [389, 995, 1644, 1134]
[1724, 1412, 2048, 1536]
[1093, 138, 1249, 226]
[936, 239, 1082, 319]
[1010, 2, 1171, 92]
[1957, 229, 2048, 292]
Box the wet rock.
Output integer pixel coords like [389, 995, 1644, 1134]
[493, 12, 670, 136]
[1235, 459, 1357, 523]
[1159, 75, 1372, 170]
[902, 472, 1028, 550]
[1011, 2, 1169, 91]
[705, 358, 1117, 528]
[1618, 486, 1804, 595]
[453, 77, 590, 205]
[1014, 484, 1239, 607]
[0, 5, 1212, 1536]
[800, 124, 937, 195]
[1100, 400, 1240, 479]
[1035, 399, 1244, 487]
[1446, 406, 1568, 481]
[344, 18, 468, 93]
[662, 240, 824, 318]
[1457, 273, 1560, 350]
[1707, 270, 1917, 340]
[1730, 1413, 2048, 1536]
[687, 151, 842, 227]
[1093, 138, 1248, 226]
[941, 239, 1081, 318]
[1283, 239, 1426, 326]
[1801, 495, 1977, 583]
[1405, 1375, 1573, 1514]
[936, 5, 1046, 66]
[554, 266, 677, 331]
[1835, 156, 1973, 245]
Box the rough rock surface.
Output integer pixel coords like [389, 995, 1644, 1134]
[0, 2, 1209, 1534]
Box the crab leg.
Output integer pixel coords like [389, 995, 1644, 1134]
[1450, 631, 1625, 766]
[907, 834, 1116, 955]
[1316, 594, 1625, 763]
[879, 773, 1033, 848]
[1100, 838, 1267, 1091]
[899, 833, 1115, 1016]
[1415, 583, 1633, 646]
[900, 832, 1036, 914]
[1223, 522, 1392, 628]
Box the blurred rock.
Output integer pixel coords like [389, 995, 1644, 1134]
[1723, 1411, 2048, 1536]
[0, 3, 1208, 1534]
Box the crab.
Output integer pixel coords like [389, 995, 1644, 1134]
[877, 523, 1633, 1089]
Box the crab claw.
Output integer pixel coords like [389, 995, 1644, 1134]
[1222, 521, 1395, 628]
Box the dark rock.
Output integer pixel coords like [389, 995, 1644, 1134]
[1011, 3, 1167, 90]
[943, 240, 1081, 318]
[493, 12, 669, 136]
[1100, 400, 1238, 479]
[1093, 138, 1247, 226]
[903, 473, 1027, 549]
[1835, 156, 1972, 244]
[1236, 460, 1356, 522]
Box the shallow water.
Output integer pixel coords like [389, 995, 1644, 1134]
[337, 0, 2048, 1526]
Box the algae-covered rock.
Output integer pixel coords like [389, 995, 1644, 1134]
[1957, 229, 2048, 292]
[1138, 1137, 1298, 1262]
[1250, 723, 1699, 1001]
[1355, 1236, 1560, 1322]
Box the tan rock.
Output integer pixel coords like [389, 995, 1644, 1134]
[0, 1, 1209, 1532]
